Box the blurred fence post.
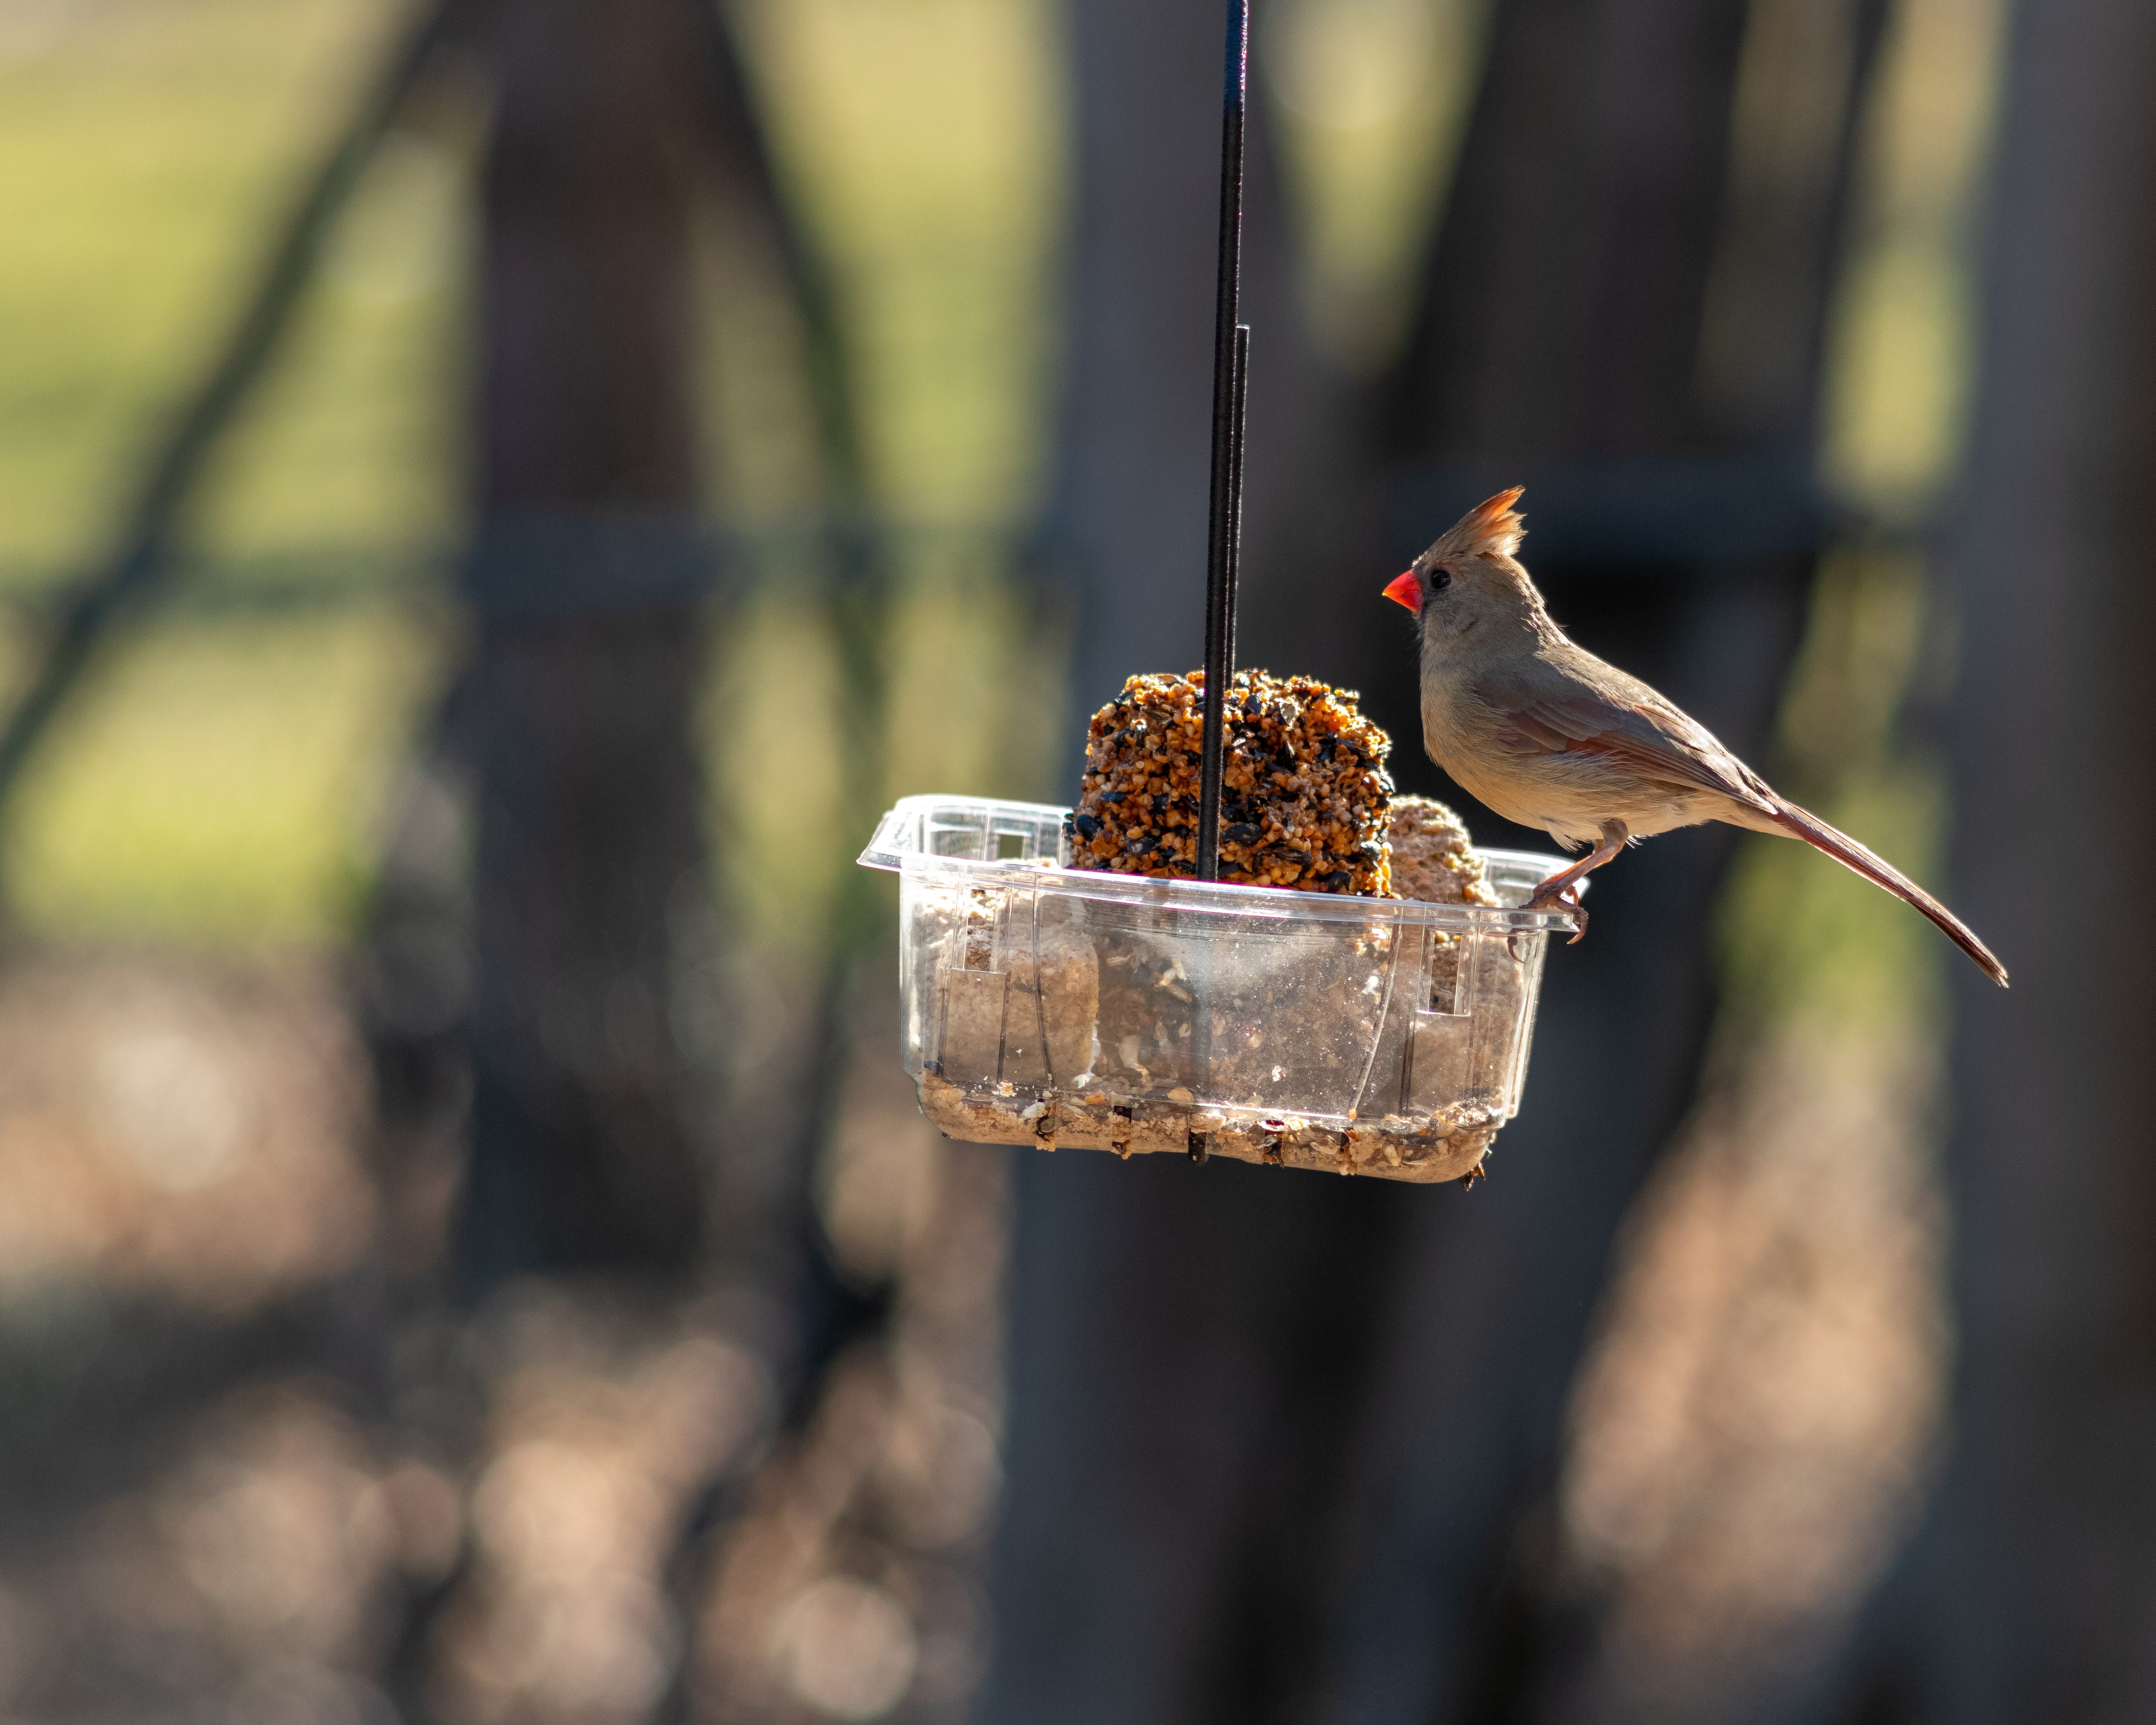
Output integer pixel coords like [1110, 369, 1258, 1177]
[986, 0, 1886, 1716]
[453, 0, 718, 1291]
[1307, 1, 1886, 1713]
[1834, 1, 2156, 1717]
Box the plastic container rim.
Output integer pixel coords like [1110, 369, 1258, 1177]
[858, 793, 1583, 933]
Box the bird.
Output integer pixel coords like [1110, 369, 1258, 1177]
[1382, 487, 2007, 987]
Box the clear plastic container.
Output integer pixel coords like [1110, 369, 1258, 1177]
[858, 795, 1578, 1183]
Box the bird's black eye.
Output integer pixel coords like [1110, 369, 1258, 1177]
[1428, 565, 1452, 593]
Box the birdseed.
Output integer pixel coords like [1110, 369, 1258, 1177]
[1064, 670, 1395, 894]
[1387, 795, 1499, 1012]
[1387, 795, 1500, 908]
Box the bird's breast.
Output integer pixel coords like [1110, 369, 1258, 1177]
[1418, 662, 1697, 846]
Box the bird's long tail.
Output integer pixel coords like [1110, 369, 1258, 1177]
[1767, 798, 2007, 987]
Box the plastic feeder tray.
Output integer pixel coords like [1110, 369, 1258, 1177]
[859, 794, 1578, 1184]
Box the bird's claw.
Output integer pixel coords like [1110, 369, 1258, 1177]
[1522, 879, 1576, 913]
[1520, 881, 1589, 951]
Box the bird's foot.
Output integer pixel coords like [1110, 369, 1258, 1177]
[1522, 876, 1576, 913]
[1520, 880, 1589, 949]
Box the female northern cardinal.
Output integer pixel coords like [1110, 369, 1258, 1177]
[1382, 487, 2007, 986]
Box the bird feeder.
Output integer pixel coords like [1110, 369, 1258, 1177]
[856, 0, 1575, 1181]
[858, 796, 1573, 1180]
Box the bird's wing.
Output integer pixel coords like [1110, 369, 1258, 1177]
[1476, 671, 1778, 814]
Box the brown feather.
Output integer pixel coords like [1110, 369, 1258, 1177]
[1481, 681, 1778, 812]
[1429, 486, 1527, 565]
[1768, 798, 2008, 986]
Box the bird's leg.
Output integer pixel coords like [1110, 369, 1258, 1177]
[1525, 819, 1628, 945]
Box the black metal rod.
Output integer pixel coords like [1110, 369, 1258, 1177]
[1227, 321, 1249, 666]
[1195, 0, 1249, 883]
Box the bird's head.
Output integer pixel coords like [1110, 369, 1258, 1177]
[1382, 486, 1546, 643]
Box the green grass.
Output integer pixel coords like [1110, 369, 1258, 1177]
[0, 0, 1064, 947]
[1265, 0, 1485, 372]
[735, 0, 1063, 520]
[0, 0, 463, 944]
[1818, 0, 2004, 520]
[1722, 0, 2005, 1035]
[2, 604, 443, 945]
[1715, 550, 1953, 1031]
[0, 0, 411, 580]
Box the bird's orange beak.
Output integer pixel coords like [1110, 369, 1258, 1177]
[1382, 569, 1422, 612]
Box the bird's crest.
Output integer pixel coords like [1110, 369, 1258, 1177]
[1430, 486, 1526, 565]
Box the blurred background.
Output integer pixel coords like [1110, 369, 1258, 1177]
[0, 0, 2141, 1721]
